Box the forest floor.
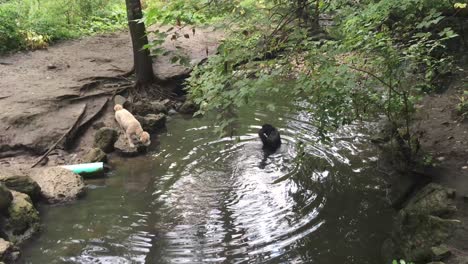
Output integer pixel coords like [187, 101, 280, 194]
[0, 26, 223, 166]
[413, 67, 468, 261]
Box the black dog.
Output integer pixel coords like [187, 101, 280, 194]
[258, 124, 281, 150]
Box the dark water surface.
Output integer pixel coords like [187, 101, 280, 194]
[19, 99, 393, 263]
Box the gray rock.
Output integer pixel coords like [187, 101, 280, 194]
[150, 101, 168, 114]
[0, 175, 41, 202]
[178, 100, 199, 115]
[136, 114, 166, 133]
[0, 184, 12, 213]
[403, 183, 457, 217]
[83, 148, 107, 163]
[430, 244, 451, 260]
[30, 167, 85, 203]
[168, 109, 178, 116]
[384, 184, 460, 263]
[4, 191, 40, 243]
[132, 100, 168, 116]
[94, 127, 119, 153]
[0, 238, 18, 262]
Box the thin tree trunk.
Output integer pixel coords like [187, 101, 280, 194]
[125, 0, 154, 86]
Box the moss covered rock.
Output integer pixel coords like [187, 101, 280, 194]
[5, 191, 40, 243]
[94, 127, 119, 153]
[0, 175, 41, 202]
[83, 148, 107, 163]
[386, 184, 460, 263]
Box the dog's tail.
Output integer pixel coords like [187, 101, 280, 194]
[114, 104, 123, 111]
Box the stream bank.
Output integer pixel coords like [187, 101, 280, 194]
[379, 62, 468, 264]
[0, 26, 223, 261]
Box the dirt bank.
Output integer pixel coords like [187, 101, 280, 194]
[0, 26, 223, 166]
[415, 67, 468, 263]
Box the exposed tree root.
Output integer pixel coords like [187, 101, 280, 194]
[68, 85, 133, 102]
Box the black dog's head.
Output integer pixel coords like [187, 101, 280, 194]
[260, 124, 276, 135]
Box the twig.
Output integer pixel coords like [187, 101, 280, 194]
[31, 104, 87, 168]
[347, 64, 403, 96]
[0, 96, 11, 100]
[0, 62, 12, 66]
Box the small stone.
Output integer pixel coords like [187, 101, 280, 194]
[94, 127, 119, 153]
[150, 101, 168, 114]
[168, 109, 178, 116]
[178, 100, 199, 115]
[431, 244, 451, 260]
[47, 64, 57, 70]
[462, 166, 467, 170]
[436, 156, 446, 162]
[83, 148, 107, 163]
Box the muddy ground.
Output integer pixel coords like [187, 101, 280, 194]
[413, 69, 468, 262]
[0, 26, 223, 166]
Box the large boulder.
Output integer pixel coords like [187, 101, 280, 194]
[30, 167, 85, 203]
[4, 191, 40, 243]
[0, 184, 12, 213]
[83, 148, 107, 163]
[135, 114, 166, 133]
[0, 175, 41, 202]
[385, 184, 460, 263]
[94, 127, 119, 153]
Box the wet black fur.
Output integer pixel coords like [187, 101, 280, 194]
[258, 124, 281, 150]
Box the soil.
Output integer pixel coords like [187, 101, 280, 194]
[412, 64, 468, 262]
[0, 26, 223, 167]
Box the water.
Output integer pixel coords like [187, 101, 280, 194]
[19, 99, 393, 263]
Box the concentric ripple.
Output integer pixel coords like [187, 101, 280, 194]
[19, 99, 392, 264]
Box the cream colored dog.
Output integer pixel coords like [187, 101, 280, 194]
[114, 104, 151, 148]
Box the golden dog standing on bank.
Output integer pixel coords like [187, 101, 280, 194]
[114, 104, 151, 148]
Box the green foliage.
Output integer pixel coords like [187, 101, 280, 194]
[456, 90, 468, 120]
[0, 2, 23, 52]
[182, 0, 462, 154]
[0, 0, 126, 53]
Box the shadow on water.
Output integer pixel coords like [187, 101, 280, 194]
[18, 98, 393, 264]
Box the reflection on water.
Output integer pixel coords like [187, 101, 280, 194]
[19, 100, 392, 264]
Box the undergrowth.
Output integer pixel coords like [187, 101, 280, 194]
[0, 0, 126, 54]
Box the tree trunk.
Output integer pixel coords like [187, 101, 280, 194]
[125, 0, 154, 86]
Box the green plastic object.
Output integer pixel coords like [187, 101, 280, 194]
[61, 162, 104, 177]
